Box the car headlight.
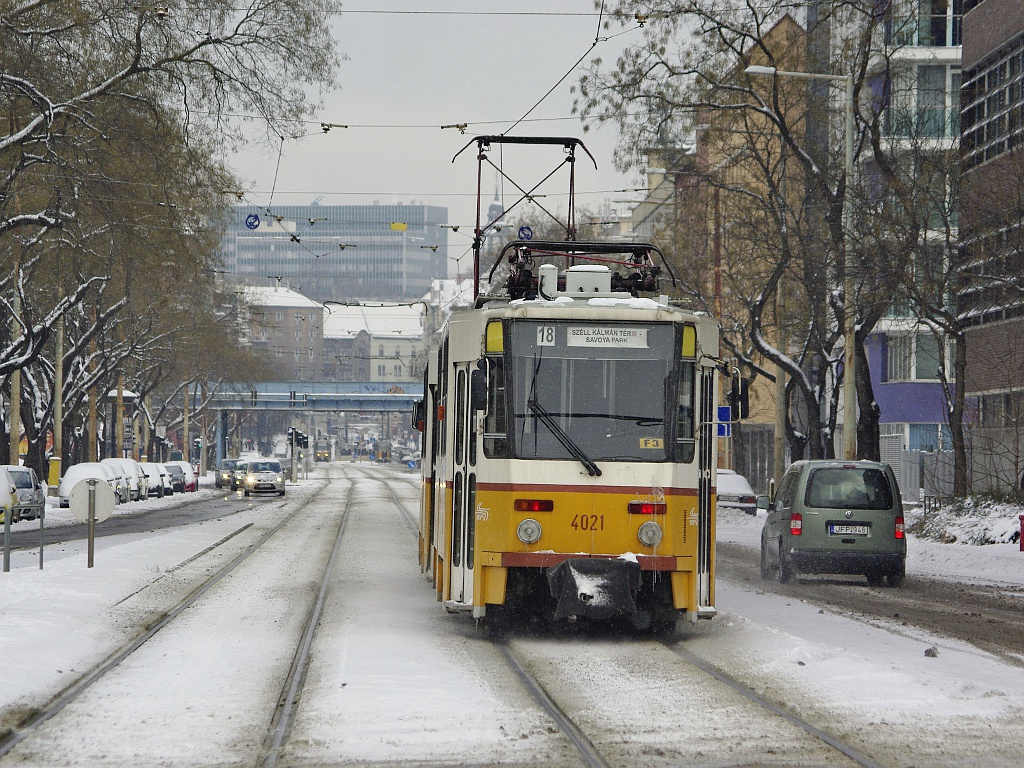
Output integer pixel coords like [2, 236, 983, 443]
[276, 476, 283, 483]
[246, 475, 255, 484]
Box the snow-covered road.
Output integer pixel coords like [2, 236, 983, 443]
[2, 465, 1024, 767]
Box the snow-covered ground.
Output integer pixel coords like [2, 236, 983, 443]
[717, 498, 1024, 588]
[708, 505, 1024, 760]
[2, 471, 1024, 765]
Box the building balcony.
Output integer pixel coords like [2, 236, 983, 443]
[885, 11, 962, 49]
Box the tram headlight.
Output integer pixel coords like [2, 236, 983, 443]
[516, 518, 542, 545]
[637, 521, 663, 547]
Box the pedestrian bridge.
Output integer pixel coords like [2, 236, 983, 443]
[209, 381, 422, 413]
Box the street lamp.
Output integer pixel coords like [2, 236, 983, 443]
[745, 64, 857, 460]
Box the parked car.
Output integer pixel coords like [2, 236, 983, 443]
[717, 469, 758, 515]
[103, 458, 146, 502]
[215, 458, 239, 489]
[58, 463, 116, 508]
[140, 462, 169, 497]
[0, 467, 20, 524]
[4, 465, 46, 520]
[154, 463, 175, 496]
[758, 460, 906, 588]
[242, 459, 285, 497]
[167, 460, 197, 492]
[99, 459, 130, 504]
[165, 463, 186, 494]
[131, 460, 150, 499]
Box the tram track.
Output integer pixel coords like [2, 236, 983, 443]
[343, 462, 420, 532]
[663, 640, 885, 768]
[260, 467, 355, 767]
[493, 629, 878, 768]
[0, 469, 344, 764]
[348, 464, 886, 767]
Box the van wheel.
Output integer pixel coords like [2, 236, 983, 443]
[778, 541, 794, 583]
[759, 544, 771, 581]
[887, 564, 906, 588]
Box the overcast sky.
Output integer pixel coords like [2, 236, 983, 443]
[227, 1, 644, 279]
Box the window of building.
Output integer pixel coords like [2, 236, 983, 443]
[884, 0, 962, 48]
[888, 334, 913, 380]
[393, 364, 402, 376]
[963, 32, 1024, 168]
[915, 331, 942, 379]
[979, 391, 1024, 428]
[909, 423, 951, 450]
[377, 364, 386, 376]
[887, 331, 945, 381]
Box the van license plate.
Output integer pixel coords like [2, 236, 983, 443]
[829, 524, 869, 535]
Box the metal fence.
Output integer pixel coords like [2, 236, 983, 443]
[881, 438, 955, 503]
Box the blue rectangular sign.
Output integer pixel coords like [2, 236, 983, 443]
[717, 405, 731, 437]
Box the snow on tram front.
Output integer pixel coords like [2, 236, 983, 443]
[415, 237, 725, 631]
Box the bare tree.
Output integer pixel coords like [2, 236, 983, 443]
[575, 2, 962, 471]
[1, 0, 340, 364]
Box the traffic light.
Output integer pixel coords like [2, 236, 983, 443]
[300, 432, 309, 449]
[728, 373, 750, 420]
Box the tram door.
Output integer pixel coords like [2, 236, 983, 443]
[448, 364, 476, 606]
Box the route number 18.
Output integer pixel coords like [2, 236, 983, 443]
[537, 326, 555, 346]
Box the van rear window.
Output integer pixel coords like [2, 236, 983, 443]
[805, 468, 894, 510]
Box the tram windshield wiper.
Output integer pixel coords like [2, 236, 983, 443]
[527, 399, 602, 477]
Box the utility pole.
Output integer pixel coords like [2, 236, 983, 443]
[774, 276, 787, 486]
[8, 280, 21, 466]
[141, 396, 150, 461]
[775, 148, 788, 487]
[49, 316, 63, 492]
[200, 380, 208, 476]
[116, 374, 125, 458]
[87, 306, 98, 462]
[182, 382, 190, 461]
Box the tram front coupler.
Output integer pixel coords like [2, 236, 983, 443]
[545, 557, 643, 621]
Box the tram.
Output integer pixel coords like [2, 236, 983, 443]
[415, 137, 730, 629]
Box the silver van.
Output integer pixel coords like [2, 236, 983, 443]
[758, 460, 906, 587]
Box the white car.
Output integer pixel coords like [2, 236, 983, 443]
[140, 462, 171, 497]
[0, 467, 19, 524]
[58, 463, 117, 508]
[104, 458, 145, 502]
[717, 469, 758, 515]
[99, 458, 131, 503]
[243, 459, 286, 497]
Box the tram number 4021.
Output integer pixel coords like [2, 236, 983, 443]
[571, 513, 605, 531]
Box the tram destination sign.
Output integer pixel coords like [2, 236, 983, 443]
[566, 326, 648, 348]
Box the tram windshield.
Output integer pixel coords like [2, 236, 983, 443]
[505, 319, 678, 463]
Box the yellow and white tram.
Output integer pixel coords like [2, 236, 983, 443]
[416, 239, 724, 629]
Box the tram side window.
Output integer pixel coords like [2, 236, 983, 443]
[483, 358, 508, 458]
[439, 341, 448, 456]
[676, 361, 696, 463]
[455, 369, 466, 465]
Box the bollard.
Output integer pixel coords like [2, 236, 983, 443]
[1020, 515, 1024, 552]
